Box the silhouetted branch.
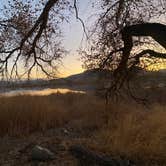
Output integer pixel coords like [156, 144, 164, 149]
[0, 0, 64, 79]
[74, 0, 88, 39]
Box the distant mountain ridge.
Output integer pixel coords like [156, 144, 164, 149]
[65, 68, 111, 82]
[0, 69, 112, 90]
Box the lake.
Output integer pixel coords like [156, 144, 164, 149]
[0, 88, 85, 97]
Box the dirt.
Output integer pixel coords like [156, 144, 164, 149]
[1, 119, 166, 166]
[0, 126, 89, 166]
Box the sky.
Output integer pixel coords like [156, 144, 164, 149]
[59, 0, 92, 77]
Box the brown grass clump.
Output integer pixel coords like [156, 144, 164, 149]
[0, 93, 105, 136]
[94, 102, 166, 162]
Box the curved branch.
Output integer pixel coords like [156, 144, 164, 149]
[116, 0, 125, 26]
[20, 0, 57, 49]
[74, 0, 88, 38]
[135, 49, 166, 59]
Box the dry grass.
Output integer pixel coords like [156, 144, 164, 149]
[0, 92, 105, 136]
[93, 102, 166, 162]
[0, 92, 166, 162]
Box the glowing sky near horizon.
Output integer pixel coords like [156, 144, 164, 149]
[58, 0, 92, 77]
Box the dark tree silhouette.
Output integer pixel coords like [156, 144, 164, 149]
[0, 0, 69, 79]
[110, 23, 166, 96]
[80, 0, 166, 100]
[118, 23, 166, 72]
[82, 0, 166, 70]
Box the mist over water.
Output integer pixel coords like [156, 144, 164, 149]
[0, 88, 85, 97]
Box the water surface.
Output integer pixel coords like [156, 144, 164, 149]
[0, 88, 85, 97]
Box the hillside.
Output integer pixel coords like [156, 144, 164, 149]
[49, 68, 112, 86]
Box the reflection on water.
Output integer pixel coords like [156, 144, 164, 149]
[0, 88, 85, 97]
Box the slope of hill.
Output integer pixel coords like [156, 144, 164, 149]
[54, 69, 112, 85]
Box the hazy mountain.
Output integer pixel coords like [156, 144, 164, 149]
[49, 69, 112, 86]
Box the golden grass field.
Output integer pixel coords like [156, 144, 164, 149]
[0, 93, 105, 136]
[0, 92, 166, 163]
